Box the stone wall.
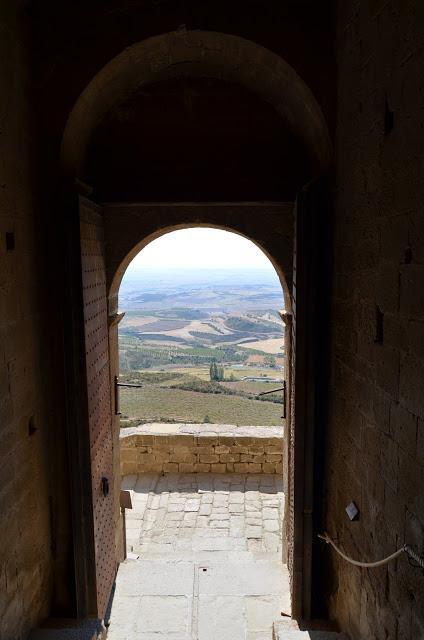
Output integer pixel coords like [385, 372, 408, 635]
[326, 1, 424, 638]
[120, 425, 283, 476]
[0, 3, 53, 638]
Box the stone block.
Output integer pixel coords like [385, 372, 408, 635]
[163, 463, 178, 473]
[234, 463, 250, 473]
[376, 262, 399, 313]
[199, 454, 219, 463]
[380, 433, 399, 493]
[400, 265, 424, 320]
[173, 435, 195, 447]
[399, 353, 424, 419]
[139, 463, 160, 473]
[390, 403, 417, 456]
[138, 453, 156, 464]
[267, 444, 282, 454]
[210, 463, 226, 474]
[380, 214, 408, 264]
[170, 452, 197, 464]
[194, 463, 210, 473]
[220, 453, 239, 463]
[248, 445, 264, 454]
[265, 453, 282, 462]
[374, 345, 400, 398]
[178, 463, 195, 473]
[232, 445, 249, 454]
[398, 447, 424, 508]
[153, 452, 171, 463]
[214, 445, 230, 454]
[121, 462, 137, 476]
[248, 463, 262, 473]
[121, 448, 137, 462]
[196, 445, 215, 455]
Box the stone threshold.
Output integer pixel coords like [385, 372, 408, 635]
[120, 423, 283, 475]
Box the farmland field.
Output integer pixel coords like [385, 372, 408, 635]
[119, 385, 283, 426]
[241, 338, 285, 354]
[119, 267, 286, 427]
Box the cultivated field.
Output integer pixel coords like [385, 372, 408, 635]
[118, 269, 286, 428]
[120, 385, 282, 426]
[242, 338, 285, 354]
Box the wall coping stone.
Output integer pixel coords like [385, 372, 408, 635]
[120, 423, 283, 440]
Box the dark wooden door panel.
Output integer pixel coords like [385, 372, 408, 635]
[80, 197, 116, 618]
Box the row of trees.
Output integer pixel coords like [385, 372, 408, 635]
[209, 361, 225, 381]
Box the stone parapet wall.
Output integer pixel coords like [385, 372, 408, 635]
[120, 424, 283, 475]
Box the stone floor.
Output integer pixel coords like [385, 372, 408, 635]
[107, 473, 290, 640]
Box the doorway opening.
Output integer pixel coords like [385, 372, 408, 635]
[60, 28, 332, 628]
[110, 226, 290, 639]
[118, 227, 286, 429]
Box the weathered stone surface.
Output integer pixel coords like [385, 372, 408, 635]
[120, 424, 283, 475]
[109, 473, 287, 640]
[122, 472, 284, 556]
[326, 3, 424, 638]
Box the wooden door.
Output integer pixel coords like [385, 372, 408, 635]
[289, 178, 331, 620]
[64, 193, 117, 619]
[79, 196, 116, 618]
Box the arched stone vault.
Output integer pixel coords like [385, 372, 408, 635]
[103, 202, 294, 316]
[61, 30, 332, 179]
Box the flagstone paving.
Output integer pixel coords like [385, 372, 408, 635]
[123, 473, 284, 556]
[107, 473, 289, 640]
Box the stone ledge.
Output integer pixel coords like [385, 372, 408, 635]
[120, 423, 283, 475]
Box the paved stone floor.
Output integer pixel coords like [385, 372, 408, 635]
[108, 474, 290, 640]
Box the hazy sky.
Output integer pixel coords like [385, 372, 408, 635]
[127, 228, 275, 272]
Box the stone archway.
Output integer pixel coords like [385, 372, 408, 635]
[61, 30, 332, 623]
[103, 201, 294, 563]
[105, 206, 294, 316]
[61, 30, 331, 179]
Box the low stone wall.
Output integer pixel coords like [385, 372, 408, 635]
[120, 423, 283, 475]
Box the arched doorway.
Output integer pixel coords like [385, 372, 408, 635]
[112, 226, 289, 638]
[116, 225, 288, 429]
[107, 213, 294, 550]
[61, 29, 332, 625]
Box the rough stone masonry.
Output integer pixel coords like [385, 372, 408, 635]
[120, 424, 283, 476]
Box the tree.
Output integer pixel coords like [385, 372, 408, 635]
[210, 361, 218, 381]
[264, 355, 276, 368]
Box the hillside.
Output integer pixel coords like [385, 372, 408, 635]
[118, 268, 286, 427]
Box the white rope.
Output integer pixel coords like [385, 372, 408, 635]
[318, 532, 405, 568]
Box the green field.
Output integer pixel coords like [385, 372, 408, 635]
[119, 385, 282, 426]
[222, 380, 283, 398]
[118, 297, 285, 428]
